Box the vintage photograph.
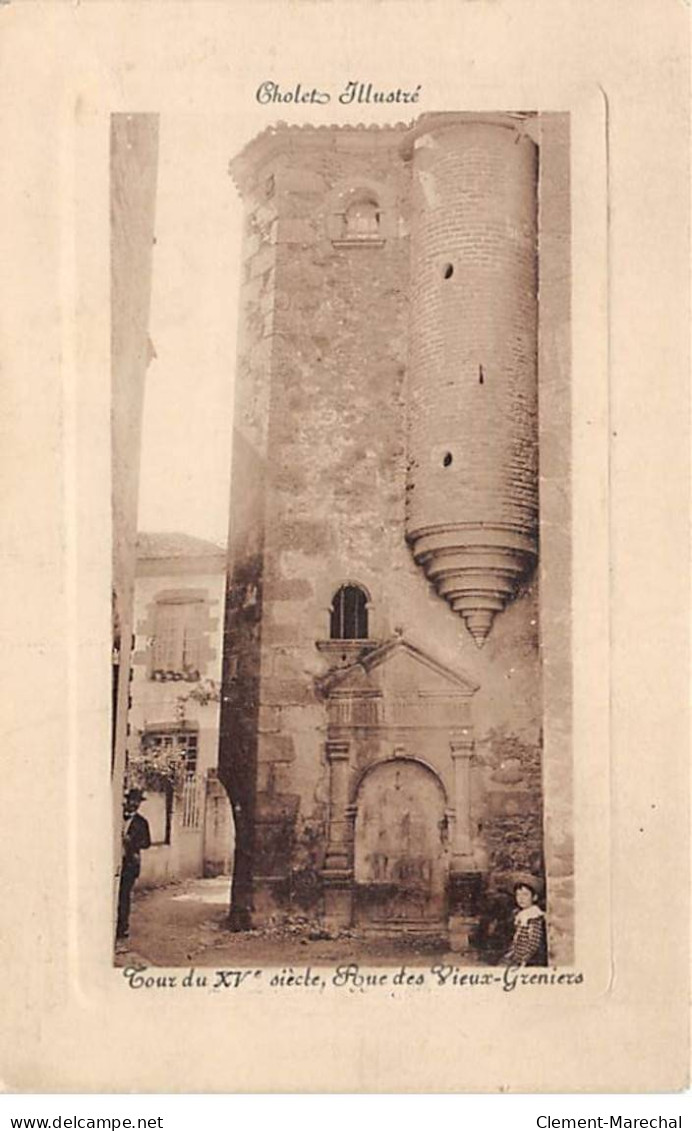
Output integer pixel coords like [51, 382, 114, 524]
[1, 0, 687, 1096]
[111, 110, 572, 970]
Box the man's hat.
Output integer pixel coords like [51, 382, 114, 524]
[125, 787, 146, 804]
[511, 872, 543, 897]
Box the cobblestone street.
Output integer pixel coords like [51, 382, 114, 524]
[114, 875, 480, 968]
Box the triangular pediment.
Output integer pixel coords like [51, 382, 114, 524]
[317, 636, 479, 698]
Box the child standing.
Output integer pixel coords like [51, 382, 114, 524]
[503, 873, 548, 966]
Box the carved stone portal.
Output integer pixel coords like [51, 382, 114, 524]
[317, 636, 484, 942]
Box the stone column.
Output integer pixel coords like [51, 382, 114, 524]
[324, 740, 351, 870]
[322, 740, 354, 929]
[450, 730, 475, 867]
[448, 728, 483, 953]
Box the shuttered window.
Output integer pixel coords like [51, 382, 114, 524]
[151, 599, 204, 680]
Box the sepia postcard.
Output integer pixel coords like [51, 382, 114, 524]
[0, 0, 688, 1094]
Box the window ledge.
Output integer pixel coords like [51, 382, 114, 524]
[316, 639, 379, 668]
[149, 671, 201, 683]
[331, 238, 386, 249]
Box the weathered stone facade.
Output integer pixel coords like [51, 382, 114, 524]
[219, 113, 572, 961]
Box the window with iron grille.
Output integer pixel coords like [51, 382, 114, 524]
[330, 585, 369, 640]
[142, 728, 199, 775]
[151, 598, 204, 680]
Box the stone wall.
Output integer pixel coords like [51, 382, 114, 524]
[255, 130, 411, 917]
[218, 158, 278, 926]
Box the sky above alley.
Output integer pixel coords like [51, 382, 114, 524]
[137, 113, 244, 547]
[136, 102, 417, 546]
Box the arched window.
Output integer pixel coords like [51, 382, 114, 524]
[330, 584, 369, 640]
[344, 196, 380, 239]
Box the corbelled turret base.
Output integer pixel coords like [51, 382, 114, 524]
[408, 524, 536, 645]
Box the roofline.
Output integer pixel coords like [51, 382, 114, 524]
[228, 112, 538, 196]
[229, 120, 410, 195]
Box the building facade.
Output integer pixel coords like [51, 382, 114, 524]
[127, 532, 234, 886]
[219, 113, 572, 959]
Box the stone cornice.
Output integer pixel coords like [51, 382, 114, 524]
[316, 634, 480, 697]
[400, 111, 537, 158]
[229, 112, 540, 196]
[229, 120, 411, 197]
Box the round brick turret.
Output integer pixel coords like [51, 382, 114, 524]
[404, 114, 539, 645]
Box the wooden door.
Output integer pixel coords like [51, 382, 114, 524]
[354, 760, 447, 928]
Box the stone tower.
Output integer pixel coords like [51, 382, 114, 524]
[219, 113, 572, 960]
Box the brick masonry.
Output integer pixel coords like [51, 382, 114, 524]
[407, 121, 538, 535]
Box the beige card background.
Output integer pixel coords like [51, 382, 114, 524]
[0, 0, 688, 1093]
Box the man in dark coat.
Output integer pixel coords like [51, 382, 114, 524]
[116, 788, 151, 940]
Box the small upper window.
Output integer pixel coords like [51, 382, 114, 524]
[330, 585, 369, 640]
[344, 197, 380, 239]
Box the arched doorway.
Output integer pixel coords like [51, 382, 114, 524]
[353, 759, 448, 929]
